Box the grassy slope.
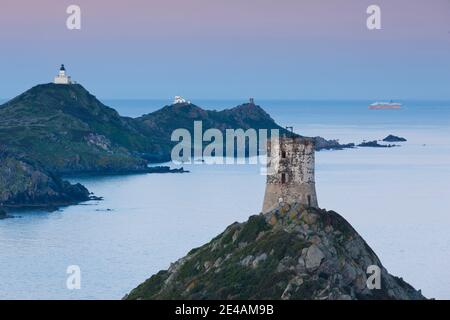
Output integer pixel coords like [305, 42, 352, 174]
[0, 84, 151, 173]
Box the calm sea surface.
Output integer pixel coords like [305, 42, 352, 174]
[1, 99, 449, 299]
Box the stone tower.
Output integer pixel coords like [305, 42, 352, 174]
[262, 135, 319, 212]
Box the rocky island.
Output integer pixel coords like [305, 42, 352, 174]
[126, 203, 425, 300]
[358, 141, 397, 148]
[0, 82, 353, 209]
[383, 135, 407, 142]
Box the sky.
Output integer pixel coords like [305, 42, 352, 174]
[1, 0, 449, 100]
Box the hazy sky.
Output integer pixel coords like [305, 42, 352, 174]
[1, 0, 449, 99]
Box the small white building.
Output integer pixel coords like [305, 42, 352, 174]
[173, 96, 190, 104]
[54, 64, 73, 84]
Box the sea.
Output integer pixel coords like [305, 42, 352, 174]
[0, 99, 449, 300]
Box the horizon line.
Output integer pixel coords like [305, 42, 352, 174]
[2, 96, 450, 103]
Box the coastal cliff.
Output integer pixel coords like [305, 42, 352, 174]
[0, 151, 90, 208]
[126, 203, 425, 300]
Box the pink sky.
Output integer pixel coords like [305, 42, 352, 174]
[1, 0, 449, 99]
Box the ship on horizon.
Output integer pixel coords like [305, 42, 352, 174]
[369, 101, 402, 110]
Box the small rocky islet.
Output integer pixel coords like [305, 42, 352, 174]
[358, 141, 397, 148]
[383, 135, 407, 142]
[125, 203, 425, 300]
[357, 135, 408, 148]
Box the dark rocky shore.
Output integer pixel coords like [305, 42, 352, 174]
[0, 151, 91, 209]
[126, 203, 425, 300]
[0, 207, 11, 219]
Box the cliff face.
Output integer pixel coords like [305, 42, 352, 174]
[126, 203, 425, 300]
[0, 152, 90, 208]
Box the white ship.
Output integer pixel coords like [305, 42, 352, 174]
[369, 101, 402, 110]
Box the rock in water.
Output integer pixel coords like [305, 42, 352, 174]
[358, 140, 396, 148]
[126, 203, 425, 300]
[0, 207, 8, 219]
[383, 135, 407, 142]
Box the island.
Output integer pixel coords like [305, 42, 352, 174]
[0, 82, 353, 209]
[358, 141, 397, 148]
[383, 135, 407, 142]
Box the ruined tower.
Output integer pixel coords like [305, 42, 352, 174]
[262, 135, 319, 212]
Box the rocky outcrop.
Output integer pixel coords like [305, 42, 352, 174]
[0, 207, 9, 219]
[0, 152, 90, 208]
[146, 166, 189, 174]
[126, 203, 425, 300]
[383, 135, 407, 142]
[313, 136, 355, 151]
[358, 141, 396, 148]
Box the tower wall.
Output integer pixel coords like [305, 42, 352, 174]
[262, 136, 318, 212]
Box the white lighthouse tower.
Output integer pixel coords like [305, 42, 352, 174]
[53, 64, 73, 84]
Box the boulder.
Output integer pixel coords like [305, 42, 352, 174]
[305, 244, 325, 271]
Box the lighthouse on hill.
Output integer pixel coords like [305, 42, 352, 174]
[53, 64, 74, 85]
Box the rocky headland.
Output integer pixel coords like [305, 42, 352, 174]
[126, 203, 425, 300]
[0, 84, 352, 208]
[0, 151, 91, 208]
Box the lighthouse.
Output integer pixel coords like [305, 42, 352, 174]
[53, 64, 73, 84]
[262, 135, 319, 212]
